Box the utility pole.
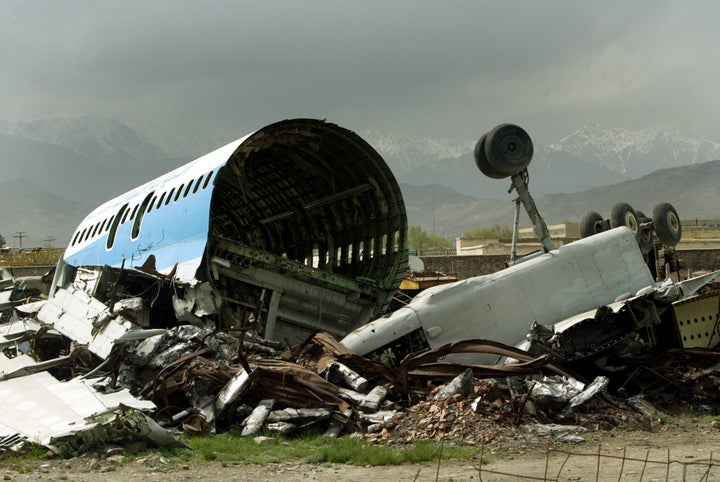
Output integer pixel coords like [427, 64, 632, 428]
[44, 236, 56, 249]
[14, 231, 26, 250]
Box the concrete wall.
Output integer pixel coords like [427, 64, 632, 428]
[678, 249, 720, 274]
[421, 248, 720, 280]
[421, 254, 511, 279]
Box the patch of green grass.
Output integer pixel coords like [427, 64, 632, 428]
[0, 443, 53, 473]
[0, 432, 476, 469]
[651, 413, 671, 425]
[681, 406, 698, 419]
[185, 433, 475, 466]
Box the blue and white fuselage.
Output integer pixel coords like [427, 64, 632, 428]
[63, 135, 248, 282]
[53, 119, 409, 344]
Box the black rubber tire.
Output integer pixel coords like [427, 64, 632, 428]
[610, 202, 640, 241]
[474, 134, 508, 179]
[579, 211, 605, 238]
[635, 210, 654, 254]
[484, 124, 533, 176]
[653, 202, 682, 246]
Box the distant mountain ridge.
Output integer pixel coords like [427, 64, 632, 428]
[1, 116, 719, 247]
[363, 124, 720, 199]
[0, 117, 169, 163]
[0, 117, 188, 204]
[549, 124, 720, 177]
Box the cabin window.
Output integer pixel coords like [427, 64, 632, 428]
[202, 171, 214, 189]
[107, 204, 129, 250]
[192, 176, 203, 194]
[165, 188, 175, 205]
[100, 218, 108, 233]
[91, 222, 101, 238]
[183, 182, 193, 198]
[132, 192, 154, 240]
[147, 196, 157, 213]
[121, 207, 131, 224]
[174, 185, 184, 202]
[105, 216, 114, 232]
[156, 192, 166, 209]
[71, 231, 81, 246]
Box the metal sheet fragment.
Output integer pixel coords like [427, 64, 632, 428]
[0, 371, 182, 454]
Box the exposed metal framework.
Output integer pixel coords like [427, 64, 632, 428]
[57, 119, 408, 345]
[206, 120, 408, 342]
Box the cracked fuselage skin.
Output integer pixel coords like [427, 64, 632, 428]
[341, 227, 656, 364]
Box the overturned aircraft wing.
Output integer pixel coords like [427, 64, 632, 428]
[341, 227, 656, 365]
[54, 119, 408, 344]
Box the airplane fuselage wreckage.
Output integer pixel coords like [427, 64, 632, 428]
[1, 119, 718, 454]
[54, 119, 409, 345]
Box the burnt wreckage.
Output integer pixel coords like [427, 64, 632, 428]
[0, 120, 718, 453]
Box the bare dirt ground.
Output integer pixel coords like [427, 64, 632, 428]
[4, 419, 720, 482]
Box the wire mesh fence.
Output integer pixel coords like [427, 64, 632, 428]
[470, 443, 718, 482]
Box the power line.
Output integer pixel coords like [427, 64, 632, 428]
[13, 231, 26, 249]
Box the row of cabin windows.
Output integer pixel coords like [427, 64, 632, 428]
[69, 169, 216, 248]
[303, 231, 402, 269]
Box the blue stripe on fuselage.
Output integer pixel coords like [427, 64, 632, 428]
[64, 180, 213, 276]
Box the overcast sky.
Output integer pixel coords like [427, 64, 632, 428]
[2, 0, 719, 145]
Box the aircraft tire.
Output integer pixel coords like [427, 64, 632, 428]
[484, 124, 533, 176]
[653, 202, 682, 246]
[610, 202, 640, 241]
[579, 211, 605, 238]
[474, 134, 509, 179]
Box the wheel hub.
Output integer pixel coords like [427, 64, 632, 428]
[500, 135, 524, 160]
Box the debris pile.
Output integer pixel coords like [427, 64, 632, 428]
[0, 265, 719, 456]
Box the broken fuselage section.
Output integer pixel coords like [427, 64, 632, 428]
[342, 226, 658, 365]
[53, 119, 409, 345]
[341, 123, 720, 370]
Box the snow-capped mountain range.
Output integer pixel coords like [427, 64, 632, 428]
[2, 116, 720, 245]
[549, 124, 720, 177]
[362, 124, 720, 199]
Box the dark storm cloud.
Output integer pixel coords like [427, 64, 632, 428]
[2, 0, 719, 143]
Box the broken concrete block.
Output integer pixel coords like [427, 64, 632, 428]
[254, 436, 275, 445]
[433, 368, 474, 400]
[241, 399, 274, 436]
[325, 361, 369, 392]
[266, 407, 331, 424]
[359, 385, 389, 413]
[337, 387, 366, 406]
[265, 422, 296, 435]
[358, 409, 397, 426]
[323, 408, 352, 438]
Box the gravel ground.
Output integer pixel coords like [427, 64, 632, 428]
[4, 417, 720, 481]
